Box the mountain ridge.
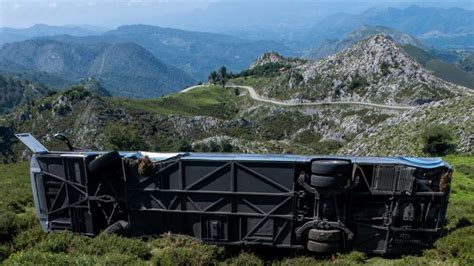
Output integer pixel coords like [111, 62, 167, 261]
[0, 39, 195, 98]
[38, 24, 293, 80]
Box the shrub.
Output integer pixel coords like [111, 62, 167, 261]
[380, 61, 391, 76]
[421, 126, 456, 156]
[221, 140, 234, 152]
[150, 234, 223, 266]
[84, 233, 150, 259]
[5, 250, 97, 265]
[104, 122, 148, 151]
[33, 231, 150, 260]
[12, 225, 46, 251]
[0, 244, 9, 262]
[174, 139, 193, 152]
[223, 253, 263, 266]
[348, 74, 368, 90]
[277, 256, 318, 266]
[0, 212, 18, 243]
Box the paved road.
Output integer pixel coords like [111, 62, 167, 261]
[181, 84, 415, 110]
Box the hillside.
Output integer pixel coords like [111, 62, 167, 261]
[41, 24, 292, 80]
[0, 39, 194, 98]
[0, 75, 48, 114]
[342, 96, 474, 155]
[1, 82, 472, 163]
[234, 35, 468, 105]
[401, 44, 474, 89]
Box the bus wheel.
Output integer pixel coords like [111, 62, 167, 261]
[307, 240, 340, 253]
[308, 228, 342, 242]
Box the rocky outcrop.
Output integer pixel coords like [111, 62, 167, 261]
[249, 52, 305, 70]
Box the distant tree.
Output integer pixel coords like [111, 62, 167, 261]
[208, 71, 218, 85]
[421, 125, 456, 156]
[218, 66, 227, 87]
[104, 122, 148, 151]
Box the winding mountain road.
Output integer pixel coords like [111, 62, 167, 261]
[181, 84, 415, 110]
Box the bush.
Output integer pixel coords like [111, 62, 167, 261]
[150, 234, 223, 266]
[277, 256, 318, 266]
[33, 231, 150, 260]
[104, 122, 148, 151]
[0, 244, 9, 262]
[348, 74, 368, 90]
[421, 126, 456, 156]
[174, 139, 193, 152]
[5, 250, 94, 265]
[12, 225, 46, 251]
[0, 212, 19, 243]
[223, 253, 263, 266]
[221, 140, 234, 152]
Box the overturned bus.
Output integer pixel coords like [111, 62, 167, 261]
[16, 133, 452, 254]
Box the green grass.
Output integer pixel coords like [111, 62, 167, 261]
[111, 85, 243, 120]
[1, 154, 473, 265]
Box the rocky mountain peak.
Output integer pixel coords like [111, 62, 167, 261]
[310, 33, 421, 77]
[305, 26, 425, 60]
[252, 34, 468, 105]
[249, 52, 286, 69]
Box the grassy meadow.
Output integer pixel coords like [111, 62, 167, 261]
[0, 156, 473, 265]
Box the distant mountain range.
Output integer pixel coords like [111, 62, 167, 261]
[33, 24, 292, 81]
[0, 24, 106, 45]
[0, 5, 472, 99]
[0, 39, 194, 98]
[301, 5, 474, 49]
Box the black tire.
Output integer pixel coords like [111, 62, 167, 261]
[306, 240, 340, 253]
[310, 174, 347, 188]
[88, 151, 122, 175]
[103, 220, 129, 235]
[308, 229, 342, 242]
[311, 160, 351, 176]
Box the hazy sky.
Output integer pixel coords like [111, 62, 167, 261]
[1, 0, 473, 30]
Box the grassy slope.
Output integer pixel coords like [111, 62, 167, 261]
[402, 44, 474, 89]
[1, 156, 473, 265]
[110, 85, 243, 120]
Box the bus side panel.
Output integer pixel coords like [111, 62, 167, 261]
[125, 159, 298, 247]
